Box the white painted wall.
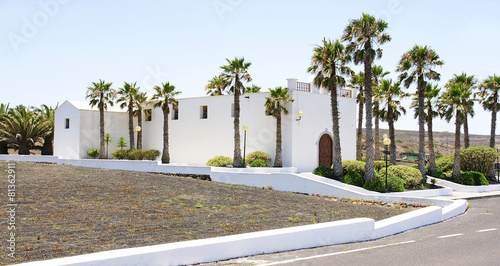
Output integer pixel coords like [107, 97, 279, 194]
[54, 101, 81, 159]
[54, 80, 357, 171]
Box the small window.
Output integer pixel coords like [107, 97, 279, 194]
[200, 105, 208, 119]
[172, 108, 179, 120]
[231, 103, 234, 118]
[145, 109, 152, 121]
[65, 118, 70, 129]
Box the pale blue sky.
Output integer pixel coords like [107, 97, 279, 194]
[1, 0, 499, 135]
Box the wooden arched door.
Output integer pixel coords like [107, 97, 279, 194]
[318, 134, 333, 167]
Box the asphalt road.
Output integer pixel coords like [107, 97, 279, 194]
[211, 196, 500, 266]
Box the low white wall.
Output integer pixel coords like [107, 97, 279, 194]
[434, 178, 500, 193]
[0, 155, 59, 163]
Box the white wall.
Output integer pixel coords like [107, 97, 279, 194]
[54, 101, 81, 159]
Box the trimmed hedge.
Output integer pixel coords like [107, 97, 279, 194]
[341, 171, 364, 187]
[111, 149, 161, 160]
[426, 165, 446, 179]
[456, 171, 489, 186]
[379, 175, 405, 192]
[250, 158, 269, 167]
[342, 160, 365, 176]
[312, 165, 337, 180]
[460, 146, 497, 177]
[374, 160, 392, 171]
[206, 156, 233, 167]
[363, 178, 385, 193]
[379, 165, 423, 189]
[246, 151, 271, 165]
[436, 155, 454, 173]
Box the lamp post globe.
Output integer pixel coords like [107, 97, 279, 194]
[383, 137, 391, 192]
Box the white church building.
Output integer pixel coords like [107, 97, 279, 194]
[54, 78, 357, 172]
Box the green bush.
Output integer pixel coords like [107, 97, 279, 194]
[313, 165, 336, 179]
[250, 158, 269, 167]
[144, 149, 161, 161]
[426, 164, 446, 179]
[206, 156, 233, 167]
[363, 178, 385, 193]
[246, 151, 271, 165]
[379, 165, 423, 189]
[470, 171, 489, 186]
[455, 172, 475, 186]
[342, 160, 365, 176]
[374, 160, 392, 171]
[460, 146, 497, 177]
[436, 155, 454, 173]
[379, 174, 405, 192]
[341, 171, 364, 187]
[361, 157, 366, 162]
[87, 148, 100, 159]
[128, 149, 145, 160]
[112, 149, 128, 160]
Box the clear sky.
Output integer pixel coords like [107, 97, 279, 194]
[1, 0, 499, 135]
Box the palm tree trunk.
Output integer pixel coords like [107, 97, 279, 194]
[42, 135, 53, 155]
[417, 76, 426, 181]
[129, 97, 135, 150]
[0, 141, 8, 154]
[330, 77, 343, 178]
[427, 104, 437, 175]
[363, 47, 375, 180]
[490, 94, 497, 148]
[374, 112, 381, 160]
[18, 143, 30, 155]
[356, 99, 364, 161]
[274, 109, 283, 167]
[452, 111, 462, 179]
[162, 100, 170, 164]
[138, 106, 143, 150]
[233, 76, 243, 167]
[388, 103, 397, 165]
[99, 100, 106, 159]
[463, 114, 470, 149]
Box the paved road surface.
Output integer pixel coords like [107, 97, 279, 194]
[210, 196, 500, 265]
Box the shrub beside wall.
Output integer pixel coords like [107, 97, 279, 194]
[246, 151, 271, 165]
[111, 149, 161, 161]
[206, 156, 233, 167]
[460, 146, 497, 177]
[379, 165, 423, 189]
[87, 148, 100, 159]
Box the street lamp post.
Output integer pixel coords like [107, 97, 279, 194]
[242, 125, 248, 167]
[495, 144, 500, 182]
[383, 135, 391, 192]
[135, 126, 141, 150]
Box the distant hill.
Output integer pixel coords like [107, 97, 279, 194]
[362, 128, 499, 157]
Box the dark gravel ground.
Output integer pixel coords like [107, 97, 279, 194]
[0, 161, 421, 265]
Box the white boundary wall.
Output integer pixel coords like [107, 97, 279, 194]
[0, 156, 473, 266]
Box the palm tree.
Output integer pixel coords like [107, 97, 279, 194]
[477, 75, 500, 148]
[246, 84, 262, 93]
[307, 38, 352, 178]
[448, 73, 477, 148]
[265, 87, 294, 167]
[410, 83, 441, 175]
[372, 65, 390, 160]
[86, 80, 116, 159]
[117, 137, 127, 151]
[396, 45, 443, 180]
[220, 57, 252, 167]
[378, 79, 408, 165]
[342, 13, 391, 180]
[117, 81, 140, 150]
[133, 92, 148, 150]
[35, 104, 58, 155]
[0, 106, 48, 155]
[0, 103, 11, 154]
[439, 80, 472, 179]
[104, 133, 112, 158]
[205, 74, 230, 96]
[348, 71, 364, 161]
[152, 82, 181, 164]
